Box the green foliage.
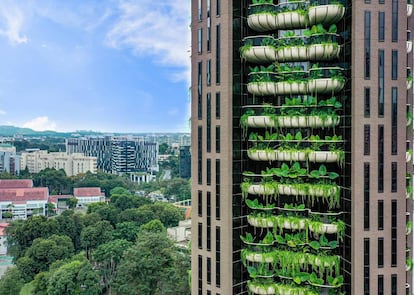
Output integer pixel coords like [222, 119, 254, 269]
[80, 221, 114, 258]
[0, 267, 25, 295]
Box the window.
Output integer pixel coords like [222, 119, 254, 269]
[215, 126, 220, 153]
[364, 87, 370, 117]
[198, 28, 203, 53]
[365, 11, 371, 79]
[391, 87, 398, 154]
[392, 50, 398, 80]
[392, 0, 398, 42]
[216, 159, 220, 220]
[216, 24, 221, 84]
[378, 275, 384, 295]
[198, 0, 202, 21]
[378, 50, 384, 116]
[198, 62, 202, 119]
[391, 274, 397, 295]
[207, 19, 211, 51]
[198, 126, 203, 184]
[364, 125, 370, 155]
[198, 255, 203, 295]
[216, 0, 221, 16]
[207, 59, 211, 86]
[216, 226, 221, 287]
[207, 158, 211, 185]
[198, 223, 202, 248]
[378, 125, 384, 192]
[207, 257, 211, 284]
[391, 200, 397, 266]
[198, 190, 202, 216]
[207, 93, 211, 152]
[215, 92, 220, 119]
[364, 163, 370, 230]
[378, 200, 384, 230]
[391, 162, 397, 192]
[364, 238, 370, 295]
[207, 195, 211, 251]
[378, 238, 384, 267]
[378, 12, 385, 41]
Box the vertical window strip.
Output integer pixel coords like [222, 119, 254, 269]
[207, 59, 211, 86]
[378, 200, 384, 230]
[392, 0, 398, 42]
[391, 162, 397, 192]
[216, 24, 221, 84]
[198, 62, 203, 119]
[364, 125, 370, 155]
[378, 11, 385, 41]
[198, 223, 203, 249]
[364, 238, 370, 295]
[378, 125, 384, 192]
[198, 28, 203, 53]
[215, 92, 220, 119]
[378, 237, 384, 267]
[198, 126, 203, 184]
[216, 226, 221, 287]
[364, 87, 370, 117]
[207, 18, 211, 52]
[364, 163, 370, 230]
[391, 87, 398, 154]
[198, 190, 202, 216]
[378, 275, 384, 295]
[391, 274, 397, 295]
[216, 0, 221, 16]
[207, 257, 211, 284]
[391, 200, 397, 266]
[215, 126, 220, 153]
[391, 50, 398, 80]
[207, 192, 211, 251]
[207, 158, 211, 185]
[378, 50, 384, 116]
[365, 11, 371, 79]
[198, 255, 203, 295]
[207, 93, 211, 152]
[198, 0, 202, 21]
[215, 159, 220, 220]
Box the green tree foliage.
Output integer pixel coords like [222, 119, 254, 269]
[0, 266, 25, 295]
[140, 219, 166, 233]
[141, 202, 184, 228]
[33, 168, 69, 194]
[47, 260, 100, 295]
[136, 178, 190, 201]
[113, 222, 140, 242]
[66, 197, 78, 209]
[80, 221, 114, 258]
[113, 230, 190, 295]
[56, 210, 84, 252]
[87, 202, 119, 226]
[93, 239, 133, 292]
[71, 172, 134, 197]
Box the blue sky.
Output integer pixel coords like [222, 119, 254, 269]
[0, 0, 191, 133]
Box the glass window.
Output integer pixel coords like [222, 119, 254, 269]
[207, 59, 211, 86]
[207, 93, 211, 152]
[198, 223, 202, 248]
[391, 162, 397, 192]
[364, 125, 370, 155]
[198, 126, 203, 184]
[378, 12, 385, 41]
[216, 159, 220, 220]
[378, 125, 384, 192]
[391, 274, 397, 295]
[198, 62, 203, 119]
[365, 11, 371, 79]
[364, 238, 370, 295]
[378, 50, 384, 116]
[378, 200, 384, 230]
[392, 50, 398, 80]
[198, 190, 202, 216]
[215, 92, 220, 119]
[206, 158, 211, 185]
[216, 226, 221, 287]
[198, 0, 202, 21]
[391, 200, 397, 266]
[207, 257, 211, 284]
[378, 275, 384, 295]
[216, 24, 221, 84]
[198, 28, 202, 53]
[216, 0, 221, 16]
[207, 19, 211, 51]
[364, 87, 370, 117]
[391, 87, 398, 154]
[392, 0, 398, 42]
[378, 238, 384, 267]
[364, 163, 370, 230]
[207, 192, 211, 250]
[215, 125, 220, 153]
[198, 255, 203, 295]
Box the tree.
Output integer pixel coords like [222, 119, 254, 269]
[47, 260, 100, 295]
[113, 222, 140, 242]
[33, 168, 69, 194]
[140, 219, 165, 233]
[80, 220, 114, 259]
[142, 202, 184, 227]
[87, 203, 119, 226]
[66, 197, 78, 209]
[93, 239, 133, 292]
[56, 210, 84, 252]
[0, 266, 24, 295]
[113, 230, 191, 295]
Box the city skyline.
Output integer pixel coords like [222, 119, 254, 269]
[0, 0, 191, 133]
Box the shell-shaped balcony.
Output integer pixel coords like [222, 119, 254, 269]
[241, 36, 277, 63]
[308, 1, 345, 25]
[247, 4, 278, 32]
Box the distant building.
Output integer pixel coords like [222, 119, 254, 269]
[66, 136, 158, 181]
[179, 146, 191, 179]
[0, 144, 20, 175]
[19, 150, 97, 176]
[73, 187, 105, 206]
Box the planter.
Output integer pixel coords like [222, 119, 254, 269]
[408, 40, 413, 54]
[278, 183, 339, 198]
[241, 46, 278, 63]
[275, 81, 307, 95]
[307, 78, 345, 94]
[308, 44, 340, 61]
[308, 4, 345, 26]
[307, 116, 340, 128]
[276, 46, 308, 62]
[407, 79, 413, 90]
[246, 252, 275, 263]
[247, 184, 276, 196]
[276, 116, 339, 128]
[275, 11, 308, 29]
[248, 150, 277, 162]
[308, 151, 341, 163]
[247, 14, 277, 33]
[278, 184, 300, 196]
[282, 219, 306, 230]
[408, 4, 413, 17]
[248, 82, 278, 96]
[246, 115, 277, 128]
[309, 223, 338, 234]
[406, 151, 412, 163]
[248, 216, 274, 228]
[248, 282, 276, 295]
[274, 150, 307, 162]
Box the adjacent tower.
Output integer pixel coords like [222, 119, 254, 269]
[191, 1, 413, 294]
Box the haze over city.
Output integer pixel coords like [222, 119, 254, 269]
[0, 0, 191, 133]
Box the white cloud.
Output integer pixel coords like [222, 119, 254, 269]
[0, 2, 28, 45]
[0, 110, 6, 116]
[22, 116, 57, 131]
[105, 0, 190, 76]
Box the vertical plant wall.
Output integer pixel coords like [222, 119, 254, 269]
[240, 1, 346, 294]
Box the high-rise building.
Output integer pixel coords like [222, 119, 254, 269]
[179, 146, 192, 179]
[191, 1, 413, 294]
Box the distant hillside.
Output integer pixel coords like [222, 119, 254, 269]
[0, 125, 103, 137]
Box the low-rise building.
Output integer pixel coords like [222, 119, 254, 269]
[73, 187, 105, 206]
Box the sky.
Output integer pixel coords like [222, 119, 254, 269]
[0, 0, 191, 133]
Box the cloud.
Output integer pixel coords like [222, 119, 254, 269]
[0, 110, 6, 116]
[0, 2, 28, 44]
[105, 0, 190, 72]
[22, 116, 57, 131]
